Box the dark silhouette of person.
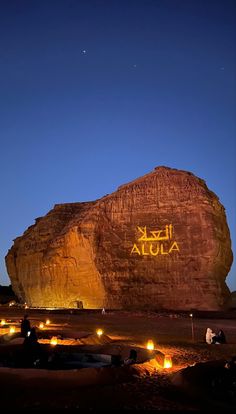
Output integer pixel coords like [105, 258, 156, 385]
[20, 314, 31, 338]
[124, 348, 137, 365]
[212, 329, 227, 344]
[129, 349, 137, 362]
[23, 327, 41, 367]
[216, 329, 227, 344]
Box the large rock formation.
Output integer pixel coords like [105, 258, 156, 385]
[5, 166, 233, 310]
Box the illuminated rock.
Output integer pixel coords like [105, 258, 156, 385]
[5, 166, 233, 310]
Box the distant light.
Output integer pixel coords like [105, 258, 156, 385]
[146, 339, 154, 351]
[45, 319, 50, 325]
[189, 313, 193, 317]
[163, 355, 172, 369]
[50, 336, 58, 346]
[96, 328, 103, 337]
[39, 322, 44, 329]
[27, 331, 31, 337]
[1, 319, 6, 326]
[9, 326, 15, 334]
[82, 50, 86, 54]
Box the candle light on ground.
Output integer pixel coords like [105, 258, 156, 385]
[163, 355, 172, 369]
[96, 328, 103, 337]
[146, 339, 154, 351]
[9, 326, 15, 334]
[50, 336, 58, 346]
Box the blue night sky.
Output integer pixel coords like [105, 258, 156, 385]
[0, 0, 235, 291]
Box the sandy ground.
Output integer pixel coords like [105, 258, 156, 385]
[0, 308, 236, 411]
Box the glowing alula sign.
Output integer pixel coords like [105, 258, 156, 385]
[130, 224, 180, 256]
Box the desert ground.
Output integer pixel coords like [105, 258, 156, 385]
[0, 307, 236, 411]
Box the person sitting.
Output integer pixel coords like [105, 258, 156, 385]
[214, 329, 227, 344]
[20, 314, 31, 338]
[206, 328, 216, 344]
[124, 349, 137, 365]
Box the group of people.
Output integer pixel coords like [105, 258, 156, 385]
[206, 328, 226, 344]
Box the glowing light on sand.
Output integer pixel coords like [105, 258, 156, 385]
[96, 328, 103, 337]
[50, 336, 58, 346]
[45, 319, 50, 325]
[1, 319, 6, 326]
[39, 322, 44, 329]
[146, 339, 154, 350]
[9, 326, 15, 334]
[163, 355, 172, 369]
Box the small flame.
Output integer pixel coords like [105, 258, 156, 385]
[1, 319, 6, 326]
[163, 355, 172, 369]
[45, 319, 50, 325]
[39, 322, 44, 329]
[50, 336, 58, 346]
[96, 328, 103, 337]
[146, 339, 154, 350]
[9, 326, 15, 334]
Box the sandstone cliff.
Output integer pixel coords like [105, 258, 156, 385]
[5, 166, 233, 310]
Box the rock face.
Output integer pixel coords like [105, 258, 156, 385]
[5, 167, 233, 310]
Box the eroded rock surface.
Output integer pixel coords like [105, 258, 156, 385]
[5, 167, 233, 310]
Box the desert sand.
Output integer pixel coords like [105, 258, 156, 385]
[0, 307, 236, 411]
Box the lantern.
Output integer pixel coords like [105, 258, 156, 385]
[96, 328, 103, 337]
[1, 319, 6, 326]
[50, 336, 58, 346]
[163, 355, 172, 369]
[39, 322, 44, 329]
[9, 326, 15, 334]
[146, 339, 154, 351]
[45, 319, 50, 325]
